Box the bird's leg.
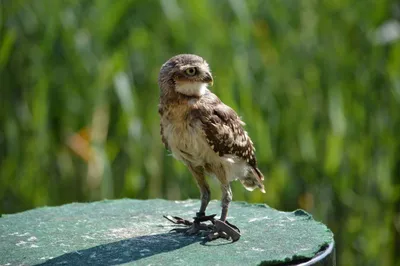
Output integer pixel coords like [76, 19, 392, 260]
[207, 183, 241, 241]
[165, 165, 215, 235]
[190, 166, 211, 216]
[219, 183, 232, 221]
[185, 165, 213, 234]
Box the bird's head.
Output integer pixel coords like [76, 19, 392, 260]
[158, 54, 213, 97]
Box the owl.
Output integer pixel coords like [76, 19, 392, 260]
[158, 54, 265, 241]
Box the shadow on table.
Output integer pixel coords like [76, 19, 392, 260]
[35, 232, 202, 266]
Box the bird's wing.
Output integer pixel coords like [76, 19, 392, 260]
[159, 105, 170, 150]
[191, 99, 263, 180]
[160, 121, 169, 150]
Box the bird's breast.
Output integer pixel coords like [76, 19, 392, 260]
[163, 120, 213, 166]
[161, 104, 216, 167]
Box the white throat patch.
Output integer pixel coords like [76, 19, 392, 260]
[175, 82, 207, 97]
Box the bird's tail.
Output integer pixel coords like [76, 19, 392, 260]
[240, 166, 266, 193]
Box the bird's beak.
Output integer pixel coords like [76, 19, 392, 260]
[204, 72, 213, 86]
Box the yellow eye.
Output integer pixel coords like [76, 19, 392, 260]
[185, 67, 196, 76]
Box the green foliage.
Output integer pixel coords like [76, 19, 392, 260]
[1, 0, 400, 265]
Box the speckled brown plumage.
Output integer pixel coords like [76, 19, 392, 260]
[189, 93, 260, 172]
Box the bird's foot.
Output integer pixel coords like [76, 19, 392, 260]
[164, 213, 216, 235]
[164, 214, 241, 242]
[207, 220, 241, 242]
[186, 221, 212, 235]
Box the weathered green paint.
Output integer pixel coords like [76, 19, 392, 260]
[0, 199, 333, 265]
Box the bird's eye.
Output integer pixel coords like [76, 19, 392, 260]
[185, 67, 196, 76]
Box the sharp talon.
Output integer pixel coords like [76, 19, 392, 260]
[215, 220, 241, 242]
[169, 228, 188, 233]
[163, 215, 178, 224]
[206, 229, 230, 241]
[163, 215, 192, 226]
[220, 231, 230, 240]
[207, 232, 220, 241]
[225, 220, 240, 233]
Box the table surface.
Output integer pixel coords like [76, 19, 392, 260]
[0, 199, 334, 266]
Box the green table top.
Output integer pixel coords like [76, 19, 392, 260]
[0, 199, 334, 265]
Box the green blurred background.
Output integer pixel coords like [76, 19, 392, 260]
[1, 0, 400, 265]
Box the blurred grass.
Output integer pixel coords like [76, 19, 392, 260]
[1, 0, 400, 265]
